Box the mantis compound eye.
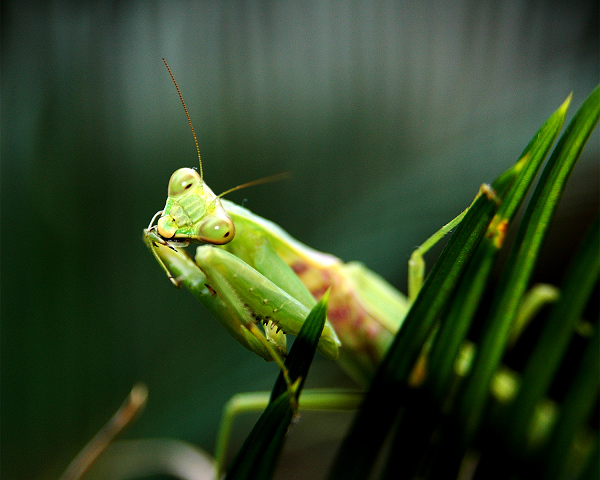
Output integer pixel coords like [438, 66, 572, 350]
[157, 215, 177, 239]
[197, 213, 235, 245]
[168, 168, 201, 197]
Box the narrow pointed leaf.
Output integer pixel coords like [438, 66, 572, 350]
[329, 85, 599, 480]
[225, 294, 329, 480]
[328, 143, 523, 480]
[507, 216, 599, 453]
[271, 290, 330, 401]
[542, 324, 599, 480]
[381, 94, 572, 479]
[427, 94, 571, 401]
[456, 84, 600, 446]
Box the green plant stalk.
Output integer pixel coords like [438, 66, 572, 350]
[329, 86, 599, 480]
[455, 84, 600, 448]
[270, 290, 330, 401]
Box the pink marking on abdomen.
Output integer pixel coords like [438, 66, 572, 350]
[291, 262, 309, 275]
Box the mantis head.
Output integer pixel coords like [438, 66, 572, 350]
[153, 60, 235, 246]
[156, 167, 235, 245]
[152, 60, 285, 247]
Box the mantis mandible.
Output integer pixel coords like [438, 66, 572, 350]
[144, 59, 476, 473]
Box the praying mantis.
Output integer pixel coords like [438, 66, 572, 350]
[144, 61, 471, 387]
[53, 51, 594, 477]
[143, 59, 493, 471]
[143, 60, 479, 474]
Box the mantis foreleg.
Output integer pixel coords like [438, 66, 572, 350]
[144, 229, 341, 363]
[407, 183, 500, 301]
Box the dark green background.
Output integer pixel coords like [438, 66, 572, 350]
[2, 2, 598, 479]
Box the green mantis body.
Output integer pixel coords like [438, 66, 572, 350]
[145, 180, 410, 384]
[144, 60, 473, 476]
[143, 155, 468, 476]
[145, 61, 417, 386]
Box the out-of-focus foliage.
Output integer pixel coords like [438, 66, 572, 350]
[1, 2, 597, 479]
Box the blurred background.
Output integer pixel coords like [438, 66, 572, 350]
[1, 2, 598, 479]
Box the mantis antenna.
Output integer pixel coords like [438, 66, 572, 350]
[162, 58, 289, 198]
[162, 58, 203, 180]
[218, 172, 291, 198]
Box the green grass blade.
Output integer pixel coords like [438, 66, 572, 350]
[380, 95, 572, 480]
[426, 95, 572, 404]
[224, 392, 294, 480]
[378, 163, 519, 383]
[329, 85, 599, 480]
[541, 323, 599, 480]
[270, 290, 330, 401]
[455, 84, 600, 448]
[225, 294, 329, 480]
[576, 440, 599, 480]
[327, 144, 524, 480]
[505, 216, 599, 452]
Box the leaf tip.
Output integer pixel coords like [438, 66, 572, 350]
[559, 92, 573, 114]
